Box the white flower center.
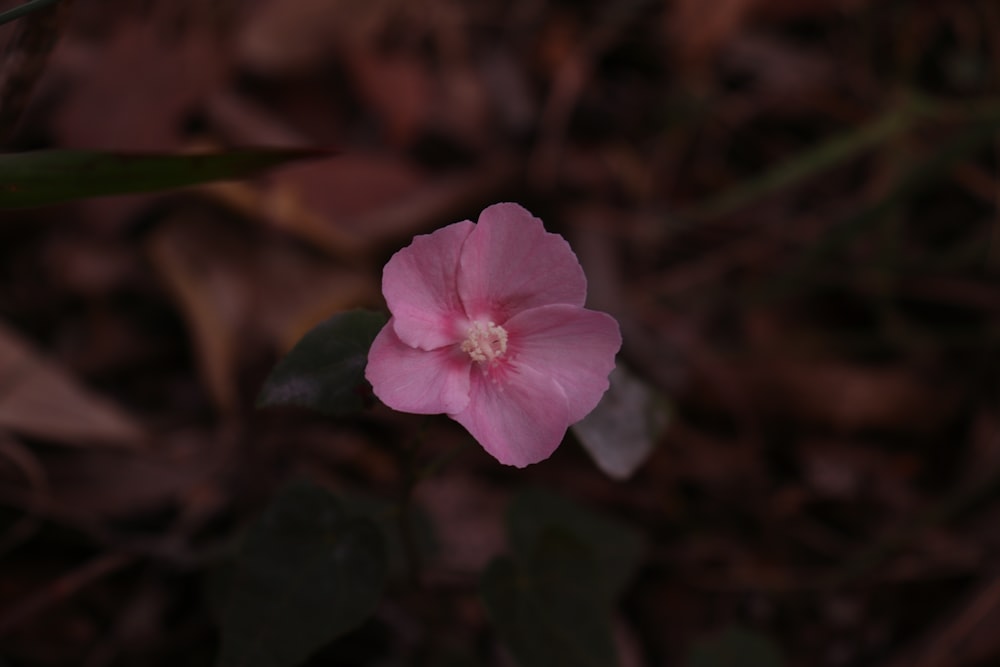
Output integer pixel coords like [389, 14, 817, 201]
[461, 321, 508, 363]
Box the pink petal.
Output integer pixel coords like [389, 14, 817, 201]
[458, 203, 586, 323]
[451, 364, 570, 467]
[383, 220, 474, 350]
[505, 304, 621, 423]
[365, 319, 471, 415]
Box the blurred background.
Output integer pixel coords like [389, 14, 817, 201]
[3, 0, 1000, 665]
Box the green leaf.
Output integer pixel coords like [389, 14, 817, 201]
[507, 489, 641, 601]
[339, 494, 437, 579]
[0, 148, 329, 208]
[686, 627, 785, 667]
[481, 531, 617, 667]
[216, 482, 388, 667]
[256, 309, 388, 417]
[483, 493, 642, 667]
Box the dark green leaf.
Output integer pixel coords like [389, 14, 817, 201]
[507, 489, 641, 601]
[256, 309, 388, 417]
[0, 148, 329, 208]
[481, 531, 617, 667]
[216, 482, 388, 667]
[686, 627, 784, 667]
[339, 494, 437, 579]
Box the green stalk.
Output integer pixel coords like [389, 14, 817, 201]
[0, 0, 63, 27]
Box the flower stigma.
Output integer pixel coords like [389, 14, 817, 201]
[461, 321, 508, 363]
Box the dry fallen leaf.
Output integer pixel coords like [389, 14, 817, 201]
[31, 447, 212, 521]
[148, 210, 375, 413]
[0, 322, 144, 448]
[237, 0, 460, 76]
[49, 18, 230, 150]
[147, 213, 247, 414]
[344, 46, 433, 147]
[667, 0, 872, 65]
[747, 359, 963, 435]
[203, 152, 519, 257]
[0, 432, 221, 526]
[237, 0, 396, 74]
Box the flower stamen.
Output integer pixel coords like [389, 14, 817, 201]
[461, 321, 508, 363]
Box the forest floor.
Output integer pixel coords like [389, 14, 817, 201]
[3, 1, 1000, 666]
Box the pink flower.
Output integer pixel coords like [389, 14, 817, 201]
[365, 202, 622, 467]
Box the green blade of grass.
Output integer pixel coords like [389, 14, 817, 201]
[0, 148, 330, 208]
[682, 104, 921, 221]
[0, 0, 62, 27]
[759, 110, 1000, 299]
[681, 96, 1000, 223]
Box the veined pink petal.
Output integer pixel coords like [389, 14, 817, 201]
[450, 364, 570, 467]
[458, 203, 586, 323]
[383, 220, 474, 350]
[505, 304, 621, 423]
[365, 319, 471, 415]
